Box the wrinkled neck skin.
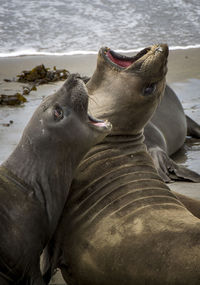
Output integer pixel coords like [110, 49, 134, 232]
[87, 65, 128, 130]
[87, 70, 146, 152]
[2, 132, 83, 236]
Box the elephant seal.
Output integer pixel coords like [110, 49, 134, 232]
[144, 85, 200, 182]
[82, 49, 200, 182]
[44, 44, 200, 284]
[0, 74, 111, 284]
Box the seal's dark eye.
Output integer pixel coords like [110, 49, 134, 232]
[143, 83, 156, 96]
[54, 105, 63, 121]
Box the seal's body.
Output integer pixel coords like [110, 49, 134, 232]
[59, 140, 200, 285]
[0, 74, 111, 284]
[89, 47, 200, 182]
[45, 44, 200, 284]
[83, 47, 200, 182]
[144, 84, 200, 182]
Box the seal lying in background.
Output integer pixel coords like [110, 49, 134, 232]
[0, 74, 111, 284]
[45, 44, 200, 284]
[144, 85, 200, 182]
[86, 47, 200, 182]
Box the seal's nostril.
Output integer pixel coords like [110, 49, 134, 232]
[155, 46, 163, 54]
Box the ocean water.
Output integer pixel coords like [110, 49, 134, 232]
[0, 0, 200, 56]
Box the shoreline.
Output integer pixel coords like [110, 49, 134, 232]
[1, 43, 200, 58]
[0, 47, 200, 83]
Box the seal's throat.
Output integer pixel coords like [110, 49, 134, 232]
[64, 139, 184, 230]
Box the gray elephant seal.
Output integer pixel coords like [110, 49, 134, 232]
[45, 45, 200, 284]
[144, 85, 200, 182]
[0, 74, 111, 284]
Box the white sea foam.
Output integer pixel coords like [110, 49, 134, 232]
[0, 44, 200, 58]
[1, 0, 200, 58]
[169, 44, 200, 50]
[0, 49, 98, 58]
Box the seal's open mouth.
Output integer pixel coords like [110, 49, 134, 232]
[102, 47, 151, 70]
[101, 45, 168, 73]
[88, 114, 112, 132]
[106, 50, 135, 68]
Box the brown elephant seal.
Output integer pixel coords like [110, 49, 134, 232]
[81, 49, 200, 182]
[97, 47, 200, 182]
[0, 74, 111, 284]
[44, 44, 200, 284]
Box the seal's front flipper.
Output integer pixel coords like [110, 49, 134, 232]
[186, 115, 200, 138]
[149, 147, 200, 183]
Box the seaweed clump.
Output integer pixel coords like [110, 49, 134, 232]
[17, 64, 70, 84]
[0, 93, 27, 106]
[22, 85, 37, 95]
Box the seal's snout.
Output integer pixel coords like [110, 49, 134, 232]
[63, 73, 89, 116]
[135, 43, 169, 81]
[154, 44, 169, 58]
[155, 46, 163, 53]
[63, 74, 112, 134]
[64, 73, 86, 93]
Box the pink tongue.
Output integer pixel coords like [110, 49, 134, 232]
[92, 122, 106, 127]
[107, 51, 133, 67]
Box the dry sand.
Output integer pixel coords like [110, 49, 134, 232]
[0, 47, 200, 284]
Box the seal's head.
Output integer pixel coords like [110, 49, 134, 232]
[21, 74, 112, 160]
[87, 44, 168, 135]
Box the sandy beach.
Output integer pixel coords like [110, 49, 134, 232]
[0, 47, 200, 284]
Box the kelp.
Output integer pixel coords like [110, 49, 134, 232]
[22, 85, 37, 95]
[17, 64, 70, 84]
[1, 65, 77, 107]
[1, 65, 70, 106]
[0, 93, 27, 106]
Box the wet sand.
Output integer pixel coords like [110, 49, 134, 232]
[0, 48, 200, 284]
